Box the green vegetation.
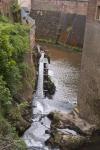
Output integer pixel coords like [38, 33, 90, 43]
[0, 16, 33, 149]
[0, 15, 10, 23]
[36, 38, 56, 44]
[11, 0, 21, 22]
[0, 20, 30, 96]
[37, 38, 82, 52]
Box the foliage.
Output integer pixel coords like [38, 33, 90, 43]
[0, 21, 30, 96]
[0, 76, 12, 114]
[0, 15, 9, 23]
[11, 0, 21, 22]
[0, 18, 31, 149]
[11, 0, 20, 13]
[9, 102, 29, 121]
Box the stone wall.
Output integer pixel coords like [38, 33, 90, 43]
[78, 0, 100, 126]
[31, 0, 88, 15]
[18, 7, 36, 102]
[31, 0, 88, 47]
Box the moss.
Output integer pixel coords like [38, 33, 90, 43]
[37, 38, 82, 52]
[36, 38, 56, 44]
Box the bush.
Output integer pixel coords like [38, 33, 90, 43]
[0, 76, 12, 114]
[0, 22, 30, 96]
[0, 17, 31, 149]
[0, 15, 9, 23]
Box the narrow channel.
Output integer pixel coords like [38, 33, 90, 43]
[23, 44, 81, 150]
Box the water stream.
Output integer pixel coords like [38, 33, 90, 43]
[23, 44, 81, 150]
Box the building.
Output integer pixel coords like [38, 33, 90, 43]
[18, 0, 35, 49]
[78, 0, 100, 126]
[0, 0, 12, 17]
[31, 0, 88, 48]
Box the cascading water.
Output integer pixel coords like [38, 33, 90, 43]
[36, 52, 44, 98]
[23, 48, 50, 150]
[23, 45, 80, 150]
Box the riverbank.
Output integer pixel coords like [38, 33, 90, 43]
[36, 39, 82, 52]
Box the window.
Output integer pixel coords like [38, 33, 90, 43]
[96, 6, 100, 20]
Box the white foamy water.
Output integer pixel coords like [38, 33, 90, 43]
[23, 45, 81, 150]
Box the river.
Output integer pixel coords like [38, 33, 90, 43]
[48, 44, 81, 104]
[23, 44, 81, 150]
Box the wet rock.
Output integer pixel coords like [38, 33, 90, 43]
[47, 112, 55, 120]
[44, 76, 56, 98]
[50, 109, 95, 135]
[45, 130, 51, 134]
[46, 130, 87, 150]
[46, 110, 97, 149]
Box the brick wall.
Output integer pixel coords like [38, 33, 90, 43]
[31, 0, 88, 15]
[87, 0, 97, 21]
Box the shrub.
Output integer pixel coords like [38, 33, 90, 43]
[0, 22, 30, 96]
[0, 76, 12, 114]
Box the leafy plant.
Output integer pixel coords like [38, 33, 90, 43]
[0, 22, 30, 96]
[0, 76, 12, 113]
[0, 16, 31, 150]
[11, 0, 20, 13]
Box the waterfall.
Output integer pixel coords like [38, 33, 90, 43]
[23, 45, 76, 150]
[36, 52, 44, 98]
[23, 47, 50, 150]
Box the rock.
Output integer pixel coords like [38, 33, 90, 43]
[44, 76, 56, 98]
[46, 130, 87, 150]
[45, 130, 51, 134]
[47, 112, 55, 120]
[46, 110, 98, 149]
[49, 110, 96, 135]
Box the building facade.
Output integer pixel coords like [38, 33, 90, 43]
[78, 0, 100, 126]
[31, 0, 88, 48]
[0, 0, 12, 17]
